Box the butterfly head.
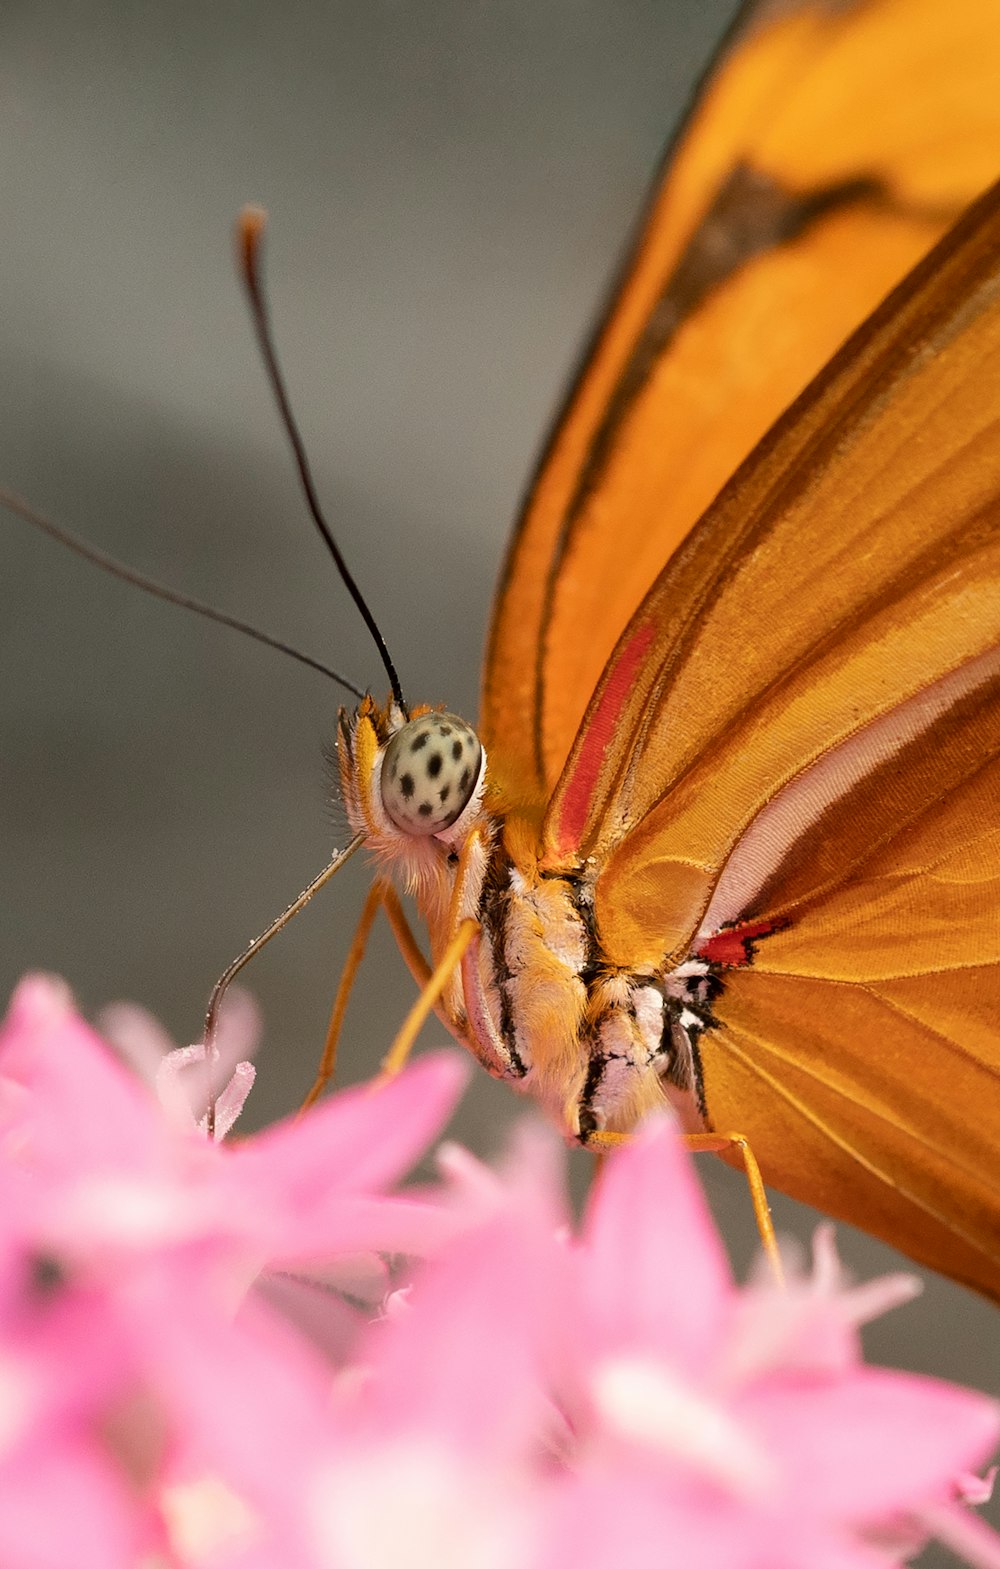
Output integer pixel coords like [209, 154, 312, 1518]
[381, 711, 483, 837]
[337, 695, 488, 867]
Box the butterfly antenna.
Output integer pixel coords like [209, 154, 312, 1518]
[0, 488, 365, 697]
[237, 206, 408, 716]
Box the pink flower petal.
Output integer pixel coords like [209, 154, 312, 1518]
[915, 1502, 1000, 1569]
[578, 1114, 732, 1369]
[225, 1051, 468, 1209]
[253, 1269, 373, 1366]
[102, 987, 262, 1126]
[136, 1288, 337, 1523]
[719, 1230, 920, 1389]
[544, 1469, 762, 1569]
[96, 999, 177, 1082]
[155, 1044, 256, 1137]
[740, 1369, 1000, 1520]
[203, 1058, 256, 1139]
[0, 1434, 141, 1569]
[958, 1469, 998, 1507]
[230, 1191, 472, 1266]
[309, 1441, 539, 1569]
[0, 975, 156, 1176]
[355, 1189, 568, 1461]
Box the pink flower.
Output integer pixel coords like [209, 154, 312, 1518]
[1, 972, 998, 1569]
[305, 1129, 570, 1569]
[0, 974, 469, 1567]
[98, 987, 261, 1138]
[298, 1114, 1000, 1569]
[0, 973, 468, 1281]
[557, 1114, 1000, 1569]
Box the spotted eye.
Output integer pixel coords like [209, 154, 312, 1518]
[380, 713, 483, 836]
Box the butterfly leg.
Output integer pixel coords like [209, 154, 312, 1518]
[683, 1132, 783, 1285]
[301, 875, 469, 1108]
[384, 823, 501, 1077]
[381, 882, 433, 992]
[379, 919, 479, 1077]
[300, 878, 388, 1111]
[376, 814, 501, 1079]
[586, 1125, 781, 1282]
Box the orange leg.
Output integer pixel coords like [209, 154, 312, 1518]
[300, 878, 467, 1114]
[380, 882, 433, 992]
[299, 878, 386, 1112]
[380, 883, 464, 1043]
[587, 1126, 783, 1286]
[683, 1132, 783, 1286]
[378, 919, 479, 1079]
[586, 1131, 630, 1150]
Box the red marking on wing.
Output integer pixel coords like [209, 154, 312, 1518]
[695, 917, 787, 968]
[550, 619, 657, 858]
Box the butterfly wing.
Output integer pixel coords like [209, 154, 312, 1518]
[704, 735, 1000, 1296]
[549, 179, 1000, 929]
[552, 174, 1000, 1296]
[481, 0, 1000, 807]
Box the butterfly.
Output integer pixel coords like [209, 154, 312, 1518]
[4, 0, 999, 1301]
[334, 0, 1000, 1302]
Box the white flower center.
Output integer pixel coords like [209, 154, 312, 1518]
[63, 1175, 206, 1247]
[311, 1444, 529, 1569]
[159, 1474, 259, 1564]
[592, 1355, 776, 1500]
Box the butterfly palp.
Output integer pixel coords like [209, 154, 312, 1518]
[380, 712, 483, 836]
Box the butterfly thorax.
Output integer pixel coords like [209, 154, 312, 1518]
[338, 696, 717, 1143]
[475, 843, 716, 1140]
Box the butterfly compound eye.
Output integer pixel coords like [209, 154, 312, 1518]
[380, 713, 483, 836]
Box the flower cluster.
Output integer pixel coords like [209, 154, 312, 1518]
[1, 972, 998, 1569]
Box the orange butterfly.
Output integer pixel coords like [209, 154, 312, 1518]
[336, 0, 1000, 1301]
[4, 0, 999, 1301]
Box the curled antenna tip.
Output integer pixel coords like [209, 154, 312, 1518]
[237, 206, 268, 275]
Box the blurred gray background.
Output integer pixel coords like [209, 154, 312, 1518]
[1, 0, 996, 1530]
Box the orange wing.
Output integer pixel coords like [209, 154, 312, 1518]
[555, 179, 1000, 1297]
[481, 0, 1000, 807]
[544, 179, 1000, 964]
[705, 730, 1000, 1298]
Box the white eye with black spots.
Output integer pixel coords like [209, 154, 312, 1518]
[380, 713, 483, 836]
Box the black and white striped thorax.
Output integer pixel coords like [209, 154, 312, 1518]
[577, 959, 718, 1142]
[473, 845, 722, 1142]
